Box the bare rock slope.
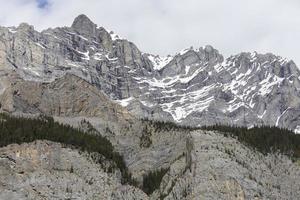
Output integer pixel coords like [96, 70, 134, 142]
[0, 140, 148, 200]
[186, 130, 300, 200]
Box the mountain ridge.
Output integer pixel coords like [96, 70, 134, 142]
[0, 14, 300, 132]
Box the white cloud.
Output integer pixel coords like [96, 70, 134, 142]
[0, 0, 300, 65]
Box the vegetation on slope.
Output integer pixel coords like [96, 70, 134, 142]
[142, 168, 169, 195]
[142, 118, 300, 159]
[140, 118, 196, 132]
[0, 113, 134, 184]
[202, 125, 300, 159]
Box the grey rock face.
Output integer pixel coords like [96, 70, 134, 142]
[0, 71, 133, 125]
[1, 15, 299, 131]
[143, 129, 300, 200]
[184, 130, 300, 200]
[136, 50, 300, 131]
[0, 140, 148, 200]
[71, 14, 98, 37]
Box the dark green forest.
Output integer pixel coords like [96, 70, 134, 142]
[140, 118, 196, 132]
[0, 113, 134, 184]
[142, 168, 169, 195]
[202, 125, 300, 159]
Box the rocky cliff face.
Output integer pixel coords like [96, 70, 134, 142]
[144, 129, 300, 200]
[186, 130, 300, 200]
[1, 14, 300, 131]
[0, 140, 148, 200]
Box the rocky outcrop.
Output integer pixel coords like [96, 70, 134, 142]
[185, 130, 300, 199]
[0, 140, 148, 200]
[139, 129, 300, 199]
[0, 72, 133, 124]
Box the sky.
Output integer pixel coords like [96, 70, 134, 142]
[0, 0, 299, 65]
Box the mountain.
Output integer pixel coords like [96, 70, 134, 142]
[0, 14, 299, 199]
[1, 14, 300, 131]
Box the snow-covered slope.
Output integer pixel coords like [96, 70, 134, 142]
[146, 54, 173, 70]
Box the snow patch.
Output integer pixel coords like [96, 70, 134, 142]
[294, 125, 300, 134]
[214, 63, 223, 73]
[78, 35, 88, 41]
[35, 42, 46, 49]
[43, 33, 60, 40]
[108, 30, 123, 41]
[8, 27, 17, 33]
[180, 66, 204, 84]
[179, 47, 193, 55]
[115, 97, 135, 107]
[258, 73, 284, 96]
[140, 100, 156, 107]
[257, 110, 266, 119]
[93, 53, 104, 61]
[67, 62, 82, 68]
[76, 50, 90, 60]
[275, 107, 290, 126]
[147, 55, 173, 70]
[23, 66, 42, 77]
[105, 54, 118, 61]
[226, 100, 244, 113]
[160, 84, 215, 122]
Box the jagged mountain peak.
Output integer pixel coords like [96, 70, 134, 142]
[17, 22, 34, 32]
[145, 45, 224, 74]
[230, 51, 291, 64]
[72, 14, 95, 27]
[71, 14, 97, 36]
[225, 51, 299, 78]
[175, 45, 219, 56]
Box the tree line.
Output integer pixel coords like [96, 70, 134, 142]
[202, 125, 300, 159]
[0, 113, 134, 184]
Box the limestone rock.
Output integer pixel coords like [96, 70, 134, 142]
[0, 140, 148, 200]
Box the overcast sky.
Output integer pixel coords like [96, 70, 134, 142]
[0, 0, 299, 65]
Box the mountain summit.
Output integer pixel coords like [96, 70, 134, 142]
[71, 14, 97, 36]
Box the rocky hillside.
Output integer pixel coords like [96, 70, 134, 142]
[0, 125, 299, 200]
[186, 130, 300, 200]
[1, 14, 300, 131]
[0, 141, 147, 200]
